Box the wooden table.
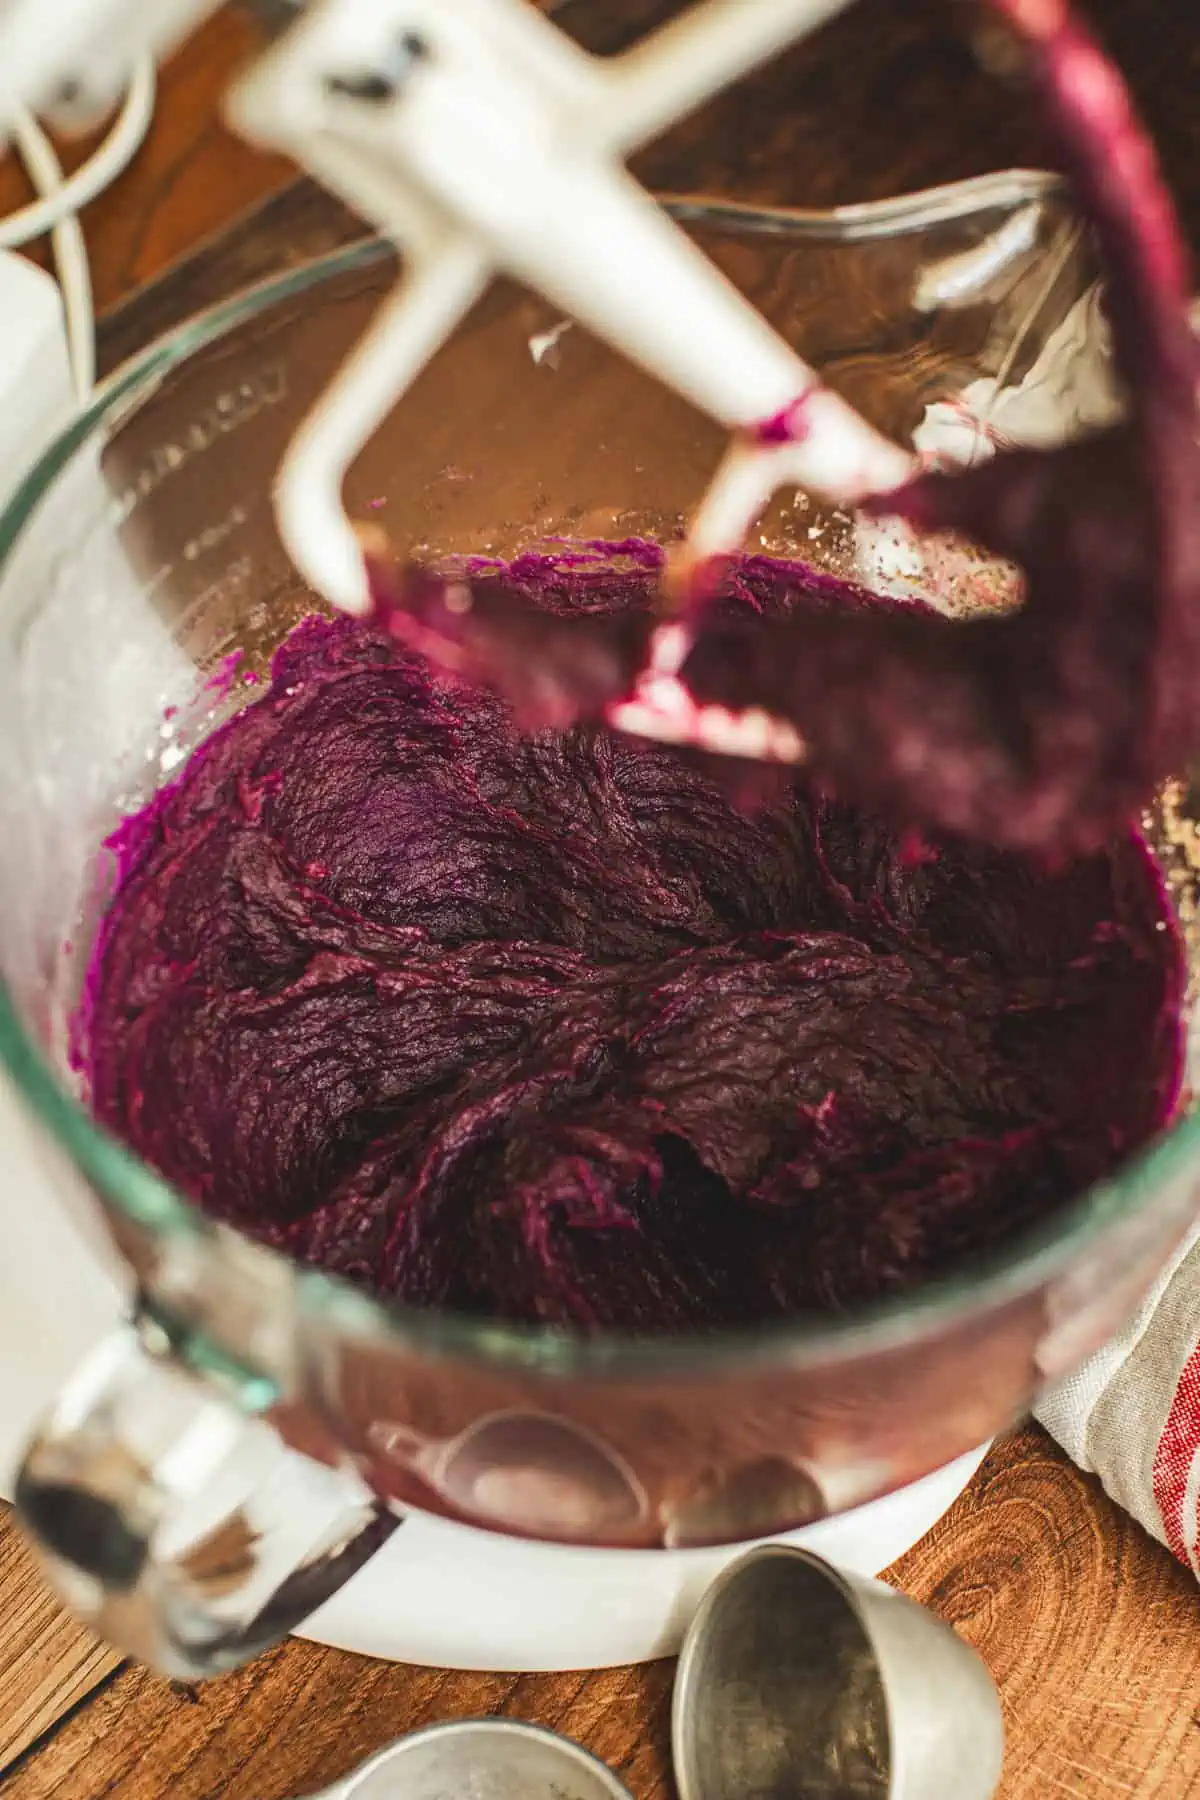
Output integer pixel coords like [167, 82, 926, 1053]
[3, 4, 1200, 1795]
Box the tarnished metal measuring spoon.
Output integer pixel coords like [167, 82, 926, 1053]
[672, 1543, 1004, 1800]
[299, 1717, 635, 1800]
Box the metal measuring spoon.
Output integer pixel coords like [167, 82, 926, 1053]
[299, 1717, 635, 1800]
[672, 1543, 1003, 1800]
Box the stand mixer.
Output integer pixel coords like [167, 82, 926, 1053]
[0, 0, 1195, 1684]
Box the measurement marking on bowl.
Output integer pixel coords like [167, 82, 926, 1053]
[183, 503, 251, 563]
[112, 366, 291, 520]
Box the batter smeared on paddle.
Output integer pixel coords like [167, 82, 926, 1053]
[370, 1, 1200, 858]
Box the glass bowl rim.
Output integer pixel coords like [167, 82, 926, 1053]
[1, 183, 1181, 1383]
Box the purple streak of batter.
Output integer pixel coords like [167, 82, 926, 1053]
[76, 556, 1184, 1332]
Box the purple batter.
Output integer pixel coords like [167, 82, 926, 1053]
[76, 555, 1184, 1332]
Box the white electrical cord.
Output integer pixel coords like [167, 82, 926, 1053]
[0, 56, 156, 402]
[0, 57, 156, 250]
[7, 107, 95, 397]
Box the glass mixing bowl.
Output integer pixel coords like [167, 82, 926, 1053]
[4, 180, 1198, 1677]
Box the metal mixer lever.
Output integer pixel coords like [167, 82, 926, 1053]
[227, 0, 915, 615]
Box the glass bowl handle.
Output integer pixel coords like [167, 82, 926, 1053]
[13, 1317, 399, 1679]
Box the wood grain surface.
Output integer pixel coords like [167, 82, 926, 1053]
[2, 3, 1200, 1797]
[6, 1429, 1200, 1800]
[0, 1524, 121, 1772]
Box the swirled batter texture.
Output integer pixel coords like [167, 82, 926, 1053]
[77, 560, 1183, 1332]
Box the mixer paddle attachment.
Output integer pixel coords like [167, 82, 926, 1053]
[226, 0, 912, 618]
[233, 0, 1200, 856]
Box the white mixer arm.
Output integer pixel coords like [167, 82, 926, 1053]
[226, 0, 913, 613]
[0, 0, 913, 614]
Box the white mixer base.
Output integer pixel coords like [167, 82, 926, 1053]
[300, 1443, 989, 1671]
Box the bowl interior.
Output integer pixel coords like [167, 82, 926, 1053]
[1, 193, 1191, 1376]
